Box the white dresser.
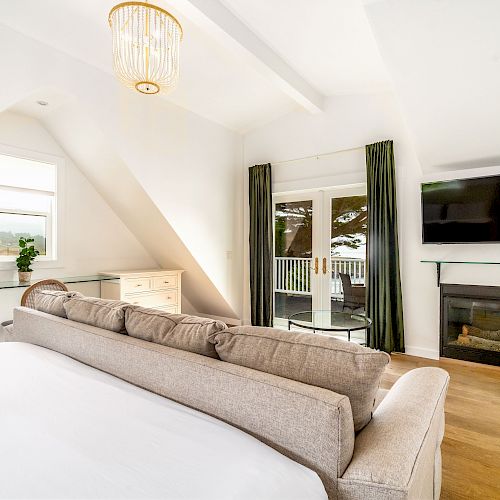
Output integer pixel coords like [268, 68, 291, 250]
[99, 269, 184, 314]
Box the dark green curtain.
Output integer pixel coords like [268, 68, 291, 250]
[365, 140, 405, 353]
[249, 164, 273, 326]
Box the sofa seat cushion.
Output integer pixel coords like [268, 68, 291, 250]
[209, 326, 390, 431]
[64, 296, 129, 333]
[125, 306, 226, 358]
[34, 290, 81, 318]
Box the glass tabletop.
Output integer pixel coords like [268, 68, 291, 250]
[0, 275, 117, 290]
[288, 310, 372, 331]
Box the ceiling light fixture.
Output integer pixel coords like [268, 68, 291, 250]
[108, 1, 183, 95]
[36, 100, 49, 106]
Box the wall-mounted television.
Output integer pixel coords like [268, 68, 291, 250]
[421, 175, 500, 244]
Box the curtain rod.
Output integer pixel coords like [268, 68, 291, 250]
[271, 145, 365, 166]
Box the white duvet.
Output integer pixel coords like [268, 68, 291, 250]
[0, 342, 327, 500]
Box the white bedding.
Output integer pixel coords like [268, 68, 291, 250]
[0, 342, 327, 500]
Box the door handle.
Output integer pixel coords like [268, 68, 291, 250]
[322, 257, 327, 274]
[314, 257, 319, 274]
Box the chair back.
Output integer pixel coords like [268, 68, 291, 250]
[20, 279, 68, 309]
[339, 273, 352, 294]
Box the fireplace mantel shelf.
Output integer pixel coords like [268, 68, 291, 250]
[421, 260, 500, 286]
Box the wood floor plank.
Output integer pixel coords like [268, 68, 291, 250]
[382, 354, 500, 500]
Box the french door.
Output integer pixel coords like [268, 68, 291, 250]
[273, 185, 367, 328]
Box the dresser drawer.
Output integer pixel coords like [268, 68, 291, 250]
[126, 291, 177, 308]
[153, 275, 178, 290]
[124, 277, 151, 293]
[155, 305, 178, 314]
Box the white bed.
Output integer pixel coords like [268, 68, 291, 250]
[0, 342, 327, 499]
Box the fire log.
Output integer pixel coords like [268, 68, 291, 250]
[462, 325, 500, 342]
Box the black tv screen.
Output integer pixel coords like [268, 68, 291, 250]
[421, 175, 500, 243]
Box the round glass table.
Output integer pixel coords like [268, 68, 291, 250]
[287, 311, 372, 345]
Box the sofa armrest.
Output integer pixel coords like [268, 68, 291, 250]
[338, 367, 449, 500]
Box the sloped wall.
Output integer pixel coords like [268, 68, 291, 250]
[0, 110, 157, 319]
[0, 24, 243, 320]
[42, 101, 238, 319]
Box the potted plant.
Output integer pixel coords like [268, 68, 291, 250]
[16, 237, 39, 283]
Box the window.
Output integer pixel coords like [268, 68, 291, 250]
[0, 152, 57, 261]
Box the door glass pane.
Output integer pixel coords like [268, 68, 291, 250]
[331, 195, 367, 313]
[274, 200, 313, 320]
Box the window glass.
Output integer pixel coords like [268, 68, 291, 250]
[0, 189, 53, 212]
[0, 213, 47, 256]
[0, 151, 57, 261]
[0, 154, 56, 191]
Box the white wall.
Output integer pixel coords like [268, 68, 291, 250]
[0, 111, 157, 320]
[0, 24, 244, 320]
[243, 92, 500, 359]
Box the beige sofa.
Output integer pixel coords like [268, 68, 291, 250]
[5, 302, 449, 500]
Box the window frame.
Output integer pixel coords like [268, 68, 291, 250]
[0, 144, 64, 270]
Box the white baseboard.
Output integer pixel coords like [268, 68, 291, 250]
[404, 345, 440, 360]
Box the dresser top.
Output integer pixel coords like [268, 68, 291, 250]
[99, 269, 184, 278]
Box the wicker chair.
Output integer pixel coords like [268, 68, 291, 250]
[20, 279, 68, 308]
[339, 273, 366, 311]
[1, 279, 68, 329]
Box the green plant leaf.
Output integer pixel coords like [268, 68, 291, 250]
[16, 237, 38, 271]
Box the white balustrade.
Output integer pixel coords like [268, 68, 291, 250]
[274, 257, 312, 295]
[330, 257, 366, 297]
[274, 256, 365, 298]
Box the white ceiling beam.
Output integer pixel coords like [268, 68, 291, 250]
[172, 0, 324, 113]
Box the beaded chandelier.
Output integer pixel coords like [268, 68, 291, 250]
[109, 2, 183, 95]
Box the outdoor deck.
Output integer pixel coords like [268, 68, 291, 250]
[274, 256, 366, 318]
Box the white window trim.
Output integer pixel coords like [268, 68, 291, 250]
[0, 143, 65, 271]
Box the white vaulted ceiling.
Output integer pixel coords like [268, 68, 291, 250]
[364, 0, 500, 171]
[0, 0, 392, 131]
[0, 0, 296, 131]
[1, 0, 498, 169]
[220, 0, 392, 96]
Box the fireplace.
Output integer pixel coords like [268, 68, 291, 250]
[441, 284, 500, 366]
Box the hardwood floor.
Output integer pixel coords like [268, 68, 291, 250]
[381, 354, 500, 500]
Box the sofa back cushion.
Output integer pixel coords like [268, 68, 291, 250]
[11, 306, 355, 498]
[125, 306, 225, 358]
[64, 296, 129, 333]
[209, 326, 390, 431]
[34, 290, 81, 318]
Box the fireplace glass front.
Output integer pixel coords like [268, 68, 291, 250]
[441, 284, 500, 366]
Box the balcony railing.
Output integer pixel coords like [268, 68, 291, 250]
[274, 257, 312, 295]
[331, 257, 366, 296]
[274, 256, 366, 297]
